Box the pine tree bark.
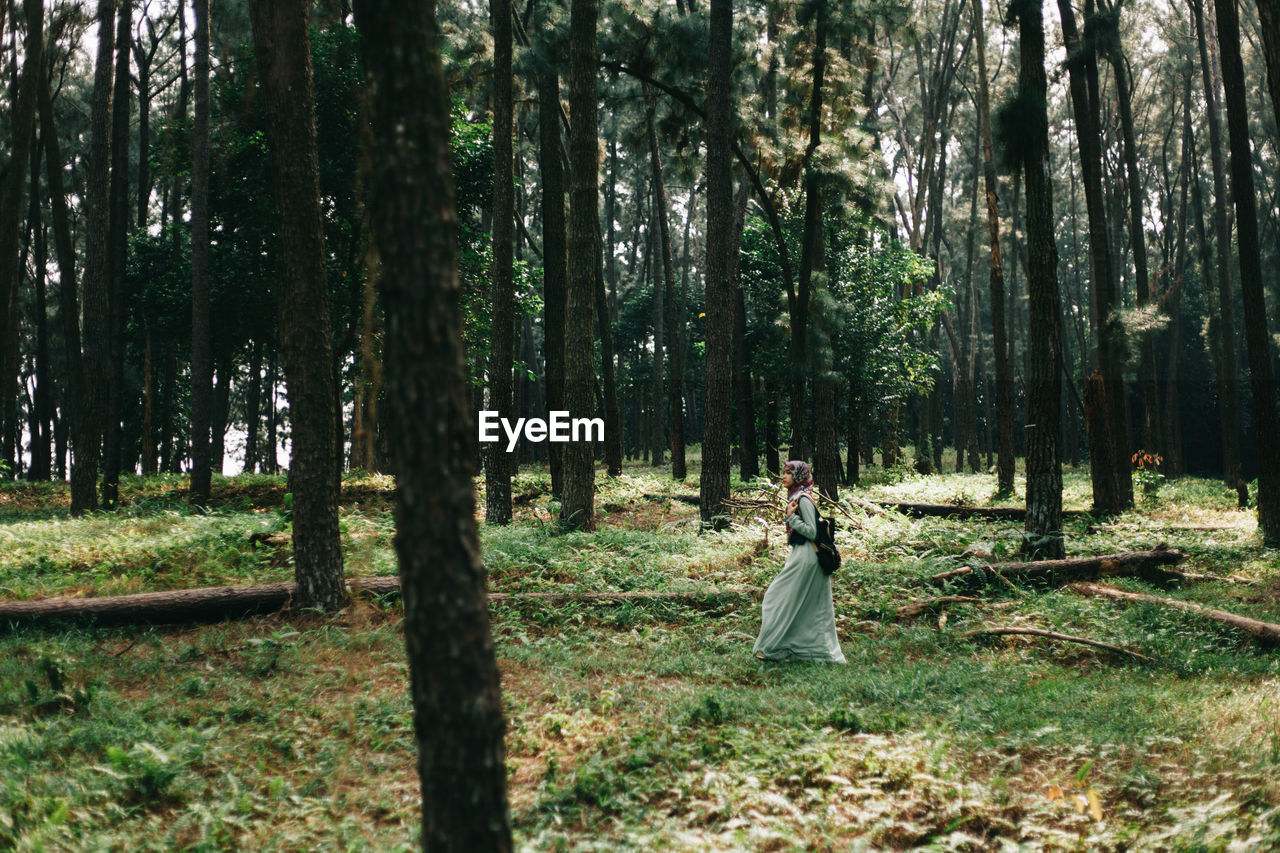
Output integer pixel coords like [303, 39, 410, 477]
[644, 85, 685, 479]
[39, 29, 85, 488]
[244, 339, 262, 473]
[190, 0, 213, 506]
[973, 0, 1014, 494]
[1056, 0, 1129, 514]
[730, 183, 757, 482]
[102, 0, 132, 508]
[249, 0, 347, 610]
[353, 0, 513, 844]
[1213, 0, 1280, 545]
[789, 13, 827, 462]
[1190, 0, 1240, 487]
[1097, 6, 1160, 460]
[538, 64, 567, 499]
[1017, 0, 1064, 560]
[484, 0, 514, 524]
[560, 0, 599, 531]
[1261, 1, 1280, 127]
[0, 0, 41, 479]
[701, 0, 733, 528]
[592, 223, 623, 477]
[75, 0, 116, 513]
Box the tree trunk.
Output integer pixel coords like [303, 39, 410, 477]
[789, 14, 827, 462]
[354, 0, 514, 844]
[250, 0, 347, 610]
[102, 0, 133, 508]
[29, 166, 52, 481]
[245, 338, 262, 474]
[1056, 0, 1129, 513]
[1260, 1, 1280, 130]
[560, 0, 599, 531]
[593, 219, 623, 477]
[0, 0, 41, 479]
[190, 0, 213, 505]
[1213, 0, 1280, 545]
[1099, 9, 1160, 461]
[538, 64, 567, 499]
[765, 378, 780, 477]
[731, 183, 757, 482]
[484, 0, 514, 524]
[75, 0, 116, 513]
[39, 25, 84, 489]
[1190, 0, 1241, 487]
[1018, 0, 1064, 560]
[643, 87, 684, 479]
[701, 0, 733, 528]
[211, 350, 232, 475]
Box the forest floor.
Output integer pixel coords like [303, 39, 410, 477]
[2, 459, 1279, 851]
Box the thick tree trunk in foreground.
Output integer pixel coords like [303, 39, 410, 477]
[560, 0, 600, 531]
[700, 0, 733, 528]
[484, 0, 514, 525]
[1019, 0, 1064, 560]
[190, 0, 213, 507]
[356, 0, 513, 844]
[1213, 0, 1280, 546]
[250, 0, 347, 610]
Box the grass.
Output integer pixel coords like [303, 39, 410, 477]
[2, 459, 1280, 849]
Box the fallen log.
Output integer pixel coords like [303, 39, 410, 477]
[931, 548, 1187, 588]
[643, 493, 702, 506]
[877, 502, 1088, 521]
[961, 626, 1154, 663]
[0, 580, 756, 628]
[893, 596, 984, 619]
[1069, 583, 1280, 648]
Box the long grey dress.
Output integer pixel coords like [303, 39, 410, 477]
[752, 494, 846, 663]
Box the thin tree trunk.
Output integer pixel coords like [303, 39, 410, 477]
[731, 181, 757, 482]
[101, 0, 132, 507]
[141, 328, 156, 475]
[644, 86, 685, 480]
[538, 63, 567, 499]
[701, 0, 733, 528]
[245, 338, 262, 474]
[190, 0, 213, 505]
[560, 0, 599, 531]
[1018, 0, 1064, 560]
[1191, 0, 1240, 487]
[974, 0, 1013, 494]
[485, 0, 515, 523]
[1098, 7, 1160, 459]
[74, 0, 116, 512]
[250, 0, 347, 609]
[1057, 0, 1129, 513]
[1213, 0, 1280, 545]
[211, 350, 232, 475]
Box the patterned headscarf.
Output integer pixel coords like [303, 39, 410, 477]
[783, 460, 814, 503]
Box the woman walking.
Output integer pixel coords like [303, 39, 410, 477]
[753, 460, 846, 663]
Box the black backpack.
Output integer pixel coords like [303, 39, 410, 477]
[813, 505, 841, 576]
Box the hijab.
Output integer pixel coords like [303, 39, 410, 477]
[783, 459, 814, 503]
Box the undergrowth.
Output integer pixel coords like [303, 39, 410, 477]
[2, 461, 1278, 850]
